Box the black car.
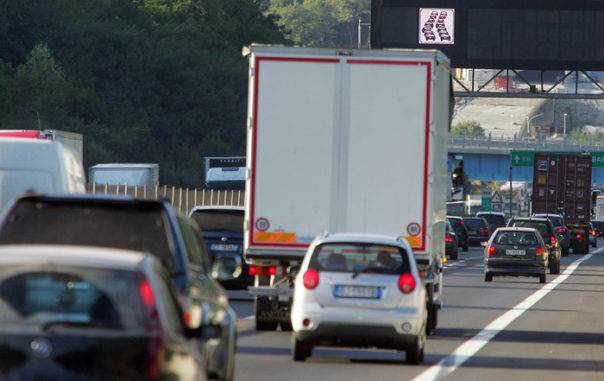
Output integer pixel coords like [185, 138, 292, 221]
[189, 206, 252, 289]
[0, 245, 207, 381]
[462, 217, 491, 246]
[507, 217, 561, 274]
[447, 216, 469, 251]
[533, 214, 571, 256]
[484, 228, 548, 283]
[0, 194, 235, 381]
[476, 212, 507, 234]
[445, 221, 459, 260]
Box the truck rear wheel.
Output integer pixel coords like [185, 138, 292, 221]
[255, 297, 278, 331]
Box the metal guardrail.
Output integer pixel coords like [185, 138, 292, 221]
[88, 183, 244, 214]
[449, 135, 604, 152]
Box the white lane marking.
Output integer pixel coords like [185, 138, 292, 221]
[243, 315, 255, 320]
[412, 251, 596, 381]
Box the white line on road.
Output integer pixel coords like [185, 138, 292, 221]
[412, 251, 597, 381]
[243, 315, 255, 320]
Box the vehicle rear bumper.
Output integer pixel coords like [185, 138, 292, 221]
[485, 265, 546, 275]
[292, 304, 425, 340]
[468, 236, 489, 246]
[295, 323, 419, 349]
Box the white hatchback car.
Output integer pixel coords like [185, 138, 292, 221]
[291, 233, 427, 364]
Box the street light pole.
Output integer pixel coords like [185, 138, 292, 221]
[509, 164, 513, 217]
[563, 113, 568, 136]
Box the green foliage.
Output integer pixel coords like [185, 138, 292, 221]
[569, 128, 604, 145]
[451, 120, 486, 138]
[0, 0, 286, 186]
[267, 0, 370, 47]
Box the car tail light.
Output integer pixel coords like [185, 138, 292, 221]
[302, 269, 319, 289]
[576, 233, 583, 239]
[535, 247, 545, 256]
[550, 236, 558, 246]
[460, 220, 465, 226]
[445, 235, 454, 244]
[139, 277, 165, 380]
[487, 245, 497, 256]
[590, 229, 596, 237]
[556, 227, 567, 234]
[248, 265, 277, 277]
[398, 274, 416, 294]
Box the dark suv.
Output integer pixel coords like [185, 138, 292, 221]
[0, 194, 236, 381]
[533, 214, 570, 256]
[507, 217, 561, 274]
[475, 212, 507, 233]
[462, 217, 491, 246]
[447, 216, 469, 251]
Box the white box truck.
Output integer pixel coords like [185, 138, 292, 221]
[88, 163, 159, 188]
[243, 45, 450, 333]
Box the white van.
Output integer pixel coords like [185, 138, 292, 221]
[0, 138, 85, 212]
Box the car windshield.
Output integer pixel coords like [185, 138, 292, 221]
[190, 210, 243, 234]
[0, 267, 147, 329]
[309, 243, 410, 275]
[512, 221, 551, 240]
[0, 200, 175, 270]
[464, 219, 486, 229]
[494, 232, 539, 246]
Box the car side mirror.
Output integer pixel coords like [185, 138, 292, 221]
[480, 241, 488, 247]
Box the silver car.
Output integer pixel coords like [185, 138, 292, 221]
[291, 233, 427, 364]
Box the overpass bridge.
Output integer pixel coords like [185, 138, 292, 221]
[448, 136, 604, 183]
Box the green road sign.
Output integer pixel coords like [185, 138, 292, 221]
[510, 151, 534, 167]
[511, 150, 604, 167]
[482, 196, 492, 211]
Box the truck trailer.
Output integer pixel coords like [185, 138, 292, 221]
[243, 45, 450, 334]
[532, 153, 592, 254]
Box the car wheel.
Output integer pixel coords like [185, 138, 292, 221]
[485, 272, 493, 282]
[539, 274, 546, 284]
[450, 251, 458, 260]
[555, 260, 561, 275]
[592, 241, 597, 248]
[429, 304, 438, 331]
[292, 336, 310, 362]
[462, 243, 469, 252]
[405, 329, 426, 365]
[562, 247, 569, 257]
[255, 297, 279, 331]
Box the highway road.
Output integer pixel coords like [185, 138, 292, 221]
[229, 242, 604, 381]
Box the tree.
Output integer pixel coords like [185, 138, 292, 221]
[267, 0, 370, 47]
[450, 120, 486, 138]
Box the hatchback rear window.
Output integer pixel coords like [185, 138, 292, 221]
[190, 210, 243, 234]
[0, 200, 174, 270]
[494, 232, 539, 246]
[463, 218, 487, 229]
[447, 218, 463, 229]
[309, 243, 410, 275]
[512, 221, 551, 240]
[534, 215, 564, 227]
[0, 267, 147, 330]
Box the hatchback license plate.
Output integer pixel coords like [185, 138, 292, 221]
[506, 249, 526, 256]
[334, 286, 380, 299]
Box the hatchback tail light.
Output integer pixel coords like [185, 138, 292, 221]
[139, 277, 165, 380]
[575, 233, 584, 239]
[590, 229, 596, 237]
[535, 247, 545, 256]
[487, 245, 497, 256]
[397, 273, 416, 294]
[248, 265, 277, 277]
[445, 235, 454, 244]
[460, 220, 465, 226]
[302, 269, 319, 289]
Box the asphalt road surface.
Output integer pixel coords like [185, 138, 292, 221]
[228, 241, 604, 381]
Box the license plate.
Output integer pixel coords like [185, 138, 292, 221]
[506, 249, 526, 256]
[334, 286, 380, 299]
[210, 244, 239, 252]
